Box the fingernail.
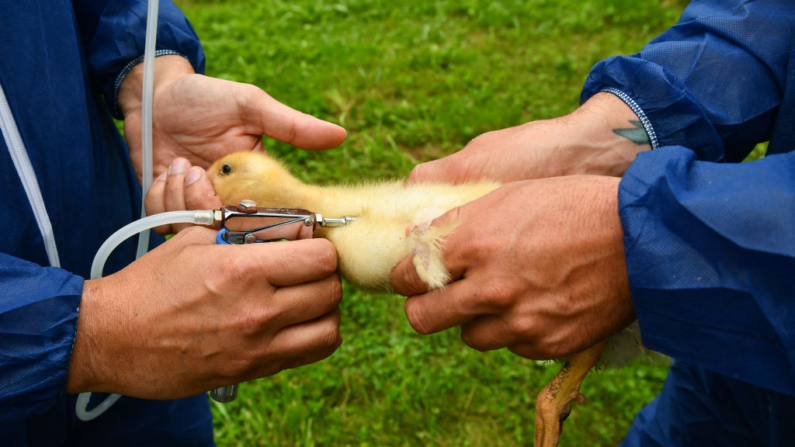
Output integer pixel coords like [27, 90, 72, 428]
[156, 172, 167, 181]
[169, 158, 190, 175]
[185, 167, 202, 186]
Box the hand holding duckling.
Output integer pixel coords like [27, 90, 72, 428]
[407, 92, 648, 185]
[393, 92, 656, 446]
[119, 56, 347, 182]
[390, 175, 635, 361]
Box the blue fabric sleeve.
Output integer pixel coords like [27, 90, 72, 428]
[72, 0, 206, 118]
[0, 253, 83, 430]
[581, 0, 794, 162]
[619, 146, 795, 396]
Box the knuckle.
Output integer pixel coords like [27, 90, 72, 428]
[287, 120, 299, 144]
[238, 83, 260, 106]
[507, 315, 537, 340]
[482, 280, 515, 309]
[328, 275, 343, 306]
[317, 321, 340, 349]
[225, 254, 252, 282]
[235, 310, 267, 338]
[463, 236, 492, 263]
[205, 253, 255, 294]
[543, 331, 579, 359]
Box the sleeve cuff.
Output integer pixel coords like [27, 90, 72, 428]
[617, 148, 795, 395]
[0, 255, 83, 425]
[599, 87, 660, 151]
[581, 55, 724, 161]
[87, 0, 205, 120]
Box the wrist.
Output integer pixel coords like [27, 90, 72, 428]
[66, 279, 116, 394]
[587, 175, 634, 325]
[597, 176, 633, 303]
[117, 55, 195, 120]
[555, 92, 652, 177]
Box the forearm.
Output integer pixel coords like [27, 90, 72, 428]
[620, 147, 795, 395]
[409, 91, 651, 184]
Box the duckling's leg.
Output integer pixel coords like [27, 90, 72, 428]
[408, 224, 454, 290]
[534, 341, 605, 447]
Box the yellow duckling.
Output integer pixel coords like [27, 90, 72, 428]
[207, 150, 660, 447]
[207, 151, 499, 291]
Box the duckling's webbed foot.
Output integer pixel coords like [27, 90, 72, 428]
[534, 342, 606, 447]
[408, 224, 451, 290]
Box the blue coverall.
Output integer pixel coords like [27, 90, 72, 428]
[2, 0, 793, 446]
[581, 0, 795, 445]
[0, 1, 213, 444]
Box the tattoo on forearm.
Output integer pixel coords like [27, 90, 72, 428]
[613, 120, 650, 146]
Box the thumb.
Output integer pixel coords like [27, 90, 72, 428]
[407, 154, 472, 185]
[244, 87, 347, 150]
[406, 136, 493, 185]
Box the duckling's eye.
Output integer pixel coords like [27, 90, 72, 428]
[221, 164, 232, 175]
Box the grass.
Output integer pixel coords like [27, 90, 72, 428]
[170, 1, 691, 445]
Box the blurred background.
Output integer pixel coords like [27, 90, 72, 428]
[173, 1, 689, 445]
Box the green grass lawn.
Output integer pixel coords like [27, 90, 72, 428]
[173, 1, 689, 445]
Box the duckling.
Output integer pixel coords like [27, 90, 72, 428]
[207, 150, 661, 447]
[207, 151, 499, 291]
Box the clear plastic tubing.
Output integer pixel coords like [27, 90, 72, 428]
[135, 0, 160, 259]
[77, 0, 163, 422]
[91, 210, 216, 279]
[76, 209, 216, 421]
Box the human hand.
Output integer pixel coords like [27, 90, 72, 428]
[118, 55, 347, 181]
[144, 157, 223, 235]
[408, 92, 649, 185]
[66, 228, 342, 399]
[391, 176, 635, 359]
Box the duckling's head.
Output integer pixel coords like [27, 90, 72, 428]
[208, 151, 306, 207]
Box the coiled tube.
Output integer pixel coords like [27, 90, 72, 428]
[77, 209, 216, 422]
[90, 210, 215, 280]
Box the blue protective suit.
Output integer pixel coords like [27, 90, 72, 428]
[581, 1, 795, 445]
[0, 1, 213, 445]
